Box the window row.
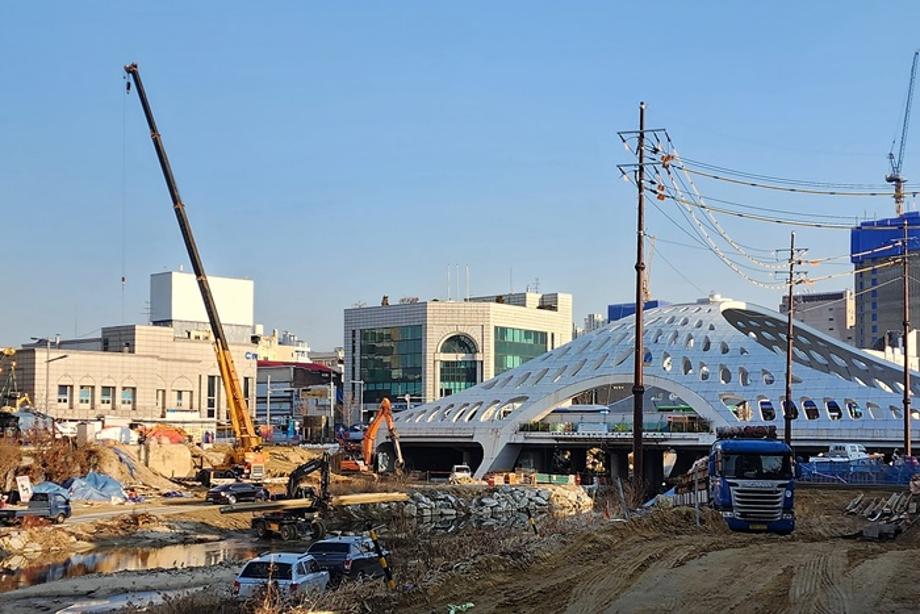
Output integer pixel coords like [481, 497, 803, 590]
[722, 395, 912, 423]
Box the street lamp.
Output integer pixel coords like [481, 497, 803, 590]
[30, 336, 67, 413]
[350, 379, 365, 424]
[31, 336, 67, 439]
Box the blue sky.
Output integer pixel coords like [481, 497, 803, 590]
[3, 3, 920, 349]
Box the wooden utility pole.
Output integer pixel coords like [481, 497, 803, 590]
[903, 219, 913, 456]
[784, 232, 796, 446]
[632, 102, 647, 495]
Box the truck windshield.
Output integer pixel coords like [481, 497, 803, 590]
[722, 453, 791, 479]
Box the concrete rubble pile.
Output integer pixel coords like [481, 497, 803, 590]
[338, 485, 594, 523]
[844, 486, 918, 540]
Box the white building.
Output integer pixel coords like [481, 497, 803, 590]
[343, 292, 573, 421]
[779, 290, 855, 346]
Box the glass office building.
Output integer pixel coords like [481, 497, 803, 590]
[494, 326, 548, 374]
[359, 325, 423, 403]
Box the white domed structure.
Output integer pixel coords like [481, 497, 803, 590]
[383, 296, 918, 477]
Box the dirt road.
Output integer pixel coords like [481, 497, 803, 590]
[416, 491, 920, 614]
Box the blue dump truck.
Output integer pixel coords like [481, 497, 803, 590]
[673, 426, 797, 534]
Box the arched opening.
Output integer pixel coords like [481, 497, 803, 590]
[721, 394, 752, 421]
[844, 399, 863, 420]
[438, 334, 479, 398]
[824, 399, 843, 421]
[759, 398, 776, 421]
[801, 398, 819, 420]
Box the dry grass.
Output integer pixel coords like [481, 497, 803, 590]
[26, 431, 100, 483]
[0, 439, 22, 491]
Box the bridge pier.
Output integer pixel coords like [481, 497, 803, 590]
[608, 450, 629, 479]
[643, 448, 664, 493]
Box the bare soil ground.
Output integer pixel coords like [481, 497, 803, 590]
[3, 488, 919, 613]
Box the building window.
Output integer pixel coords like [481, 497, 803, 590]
[57, 385, 73, 408]
[100, 386, 115, 407]
[155, 389, 166, 411]
[359, 325, 423, 404]
[175, 389, 192, 409]
[243, 377, 252, 412]
[121, 387, 136, 409]
[440, 335, 477, 354]
[207, 375, 220, 419]
[494, 326, 548, 375]
[440, 360, 478, 397]
[79, 385, 94, 408]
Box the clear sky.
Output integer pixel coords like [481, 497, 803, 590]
[3, 3, 920, 349]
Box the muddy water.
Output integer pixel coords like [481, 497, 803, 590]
[0, 512, 540, 593]
[0, 539, 263, 593]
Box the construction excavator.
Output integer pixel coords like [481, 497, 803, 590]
[124, 64, 263, 476]
[340, 398, 405, 473]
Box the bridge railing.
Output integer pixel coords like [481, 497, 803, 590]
[519, 419, 711, 435]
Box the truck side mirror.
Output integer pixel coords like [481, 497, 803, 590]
[794, 462, 802, 479]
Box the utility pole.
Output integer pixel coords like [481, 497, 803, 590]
[632, 101, 647, 495]
[783, 232, 798, 446]
[903, 219, 913, 456]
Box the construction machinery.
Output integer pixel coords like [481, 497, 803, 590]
[249, 451, 332, 540]
[887, 50, 919, 215]
[220, 447, 409, 541]
[124, 63, 262, 474]
[361, 398, 405, 473]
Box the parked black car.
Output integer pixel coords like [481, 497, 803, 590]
[205, 482, 268, 505]
[306, 535, 387, 579]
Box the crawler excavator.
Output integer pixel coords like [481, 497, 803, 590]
[339, 398, 404, 473]
[124, 64, 263, 477]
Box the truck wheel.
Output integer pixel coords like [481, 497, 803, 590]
[253, 520, 270, 539]
[280, 524, 298, 541]
[54, 513, 67, 525]
[226, 495, 237, 505]
[310, 519, 326, 540]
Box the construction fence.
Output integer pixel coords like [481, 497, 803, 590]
[798, 459, 920, 486]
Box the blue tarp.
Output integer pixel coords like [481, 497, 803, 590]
[33, 471, 126, 502]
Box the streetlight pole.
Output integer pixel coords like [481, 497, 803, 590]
[350, 379, 365, 424]
[266, 374, 271, 431]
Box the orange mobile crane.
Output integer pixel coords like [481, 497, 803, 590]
[124, 64, 262, 472]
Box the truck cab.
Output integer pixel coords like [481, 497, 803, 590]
[708, 435, 795, 534]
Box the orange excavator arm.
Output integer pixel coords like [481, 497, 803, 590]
[362, 398, 404, 470]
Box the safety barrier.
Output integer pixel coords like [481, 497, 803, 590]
[798, 459, 920, 486]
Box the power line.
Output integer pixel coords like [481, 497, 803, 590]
[651, 244, 707, 294]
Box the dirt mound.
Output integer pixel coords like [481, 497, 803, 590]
[262, 446, 322, 477]
[94, 444, 180, 492]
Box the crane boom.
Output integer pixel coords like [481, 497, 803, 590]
[887, 50, 919, 215]
[124, 63, 260, 451]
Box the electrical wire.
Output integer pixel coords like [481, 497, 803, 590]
[654, 146, 920, 191]
[795, 278, 899, 314]
[651, 244, 707, 294]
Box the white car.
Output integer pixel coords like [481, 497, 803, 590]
[232, 552, 329, 601]
[448, 464, 472, 483]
